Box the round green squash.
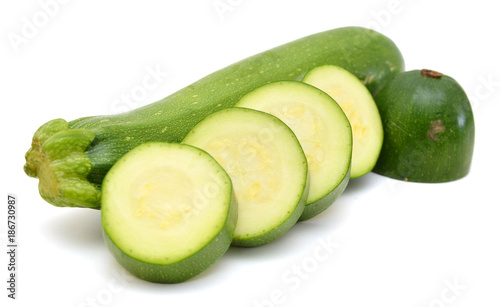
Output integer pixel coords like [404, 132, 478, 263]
[373, 69, 475, 182]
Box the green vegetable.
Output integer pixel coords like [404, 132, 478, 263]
[235, 81, 351, 221]
[24, 26, 404, 209]
[101, 142, 237, 283]
[373, 69, 475, 182]
[183, 108, 309, 247]
[303, 65, 384, 178]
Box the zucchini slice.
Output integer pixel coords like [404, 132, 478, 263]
[235, 81, 352, 221]
[303, 65, 384, 177]
[101, 143, 237, 283]
[182, 108, 309, 247]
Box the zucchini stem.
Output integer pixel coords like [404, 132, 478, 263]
[24, 119, 101, 209]
[420, 69, 443, 78]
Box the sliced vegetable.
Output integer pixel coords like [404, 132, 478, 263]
[373, 69, 475, 182]
[182, 108, 309, 247]
[303, 65, 384, 177]
[235, 81, 351, 221]
[24, 26, 404, 209]
[101, 142, 237, 283]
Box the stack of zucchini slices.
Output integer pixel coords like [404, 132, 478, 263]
[101, 65, 385, 283]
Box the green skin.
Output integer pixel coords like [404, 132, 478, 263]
[24, 26, 405, 209]
[373, 70, 475, 182]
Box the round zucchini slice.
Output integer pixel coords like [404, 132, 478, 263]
[182, 107, 309, 247]
[236, 81, 352, 221]
[101, 142, 237, 283]
[303, 65, 384, 178]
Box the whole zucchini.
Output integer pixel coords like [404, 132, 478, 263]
[24, 26, 404, 209]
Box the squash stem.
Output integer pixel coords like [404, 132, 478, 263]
[24, 119, 101, 209]
[420, 69, 443, 78]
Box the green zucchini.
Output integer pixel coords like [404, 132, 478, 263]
[24, 26, 404, 209]
[302, 65, 384, 178]
[235, 81, 352, 221]
[373, 69, 475, 182]
[182, 108, 309, 247]
[101, 142, 237, 283]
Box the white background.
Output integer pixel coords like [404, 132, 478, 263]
[1, 1, 499, 306]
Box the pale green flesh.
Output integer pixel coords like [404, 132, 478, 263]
[235, 81, 352, 207]
[303, 65, 384, 177]
[102, 143, 232, 265]
[182, 108, 308, 245]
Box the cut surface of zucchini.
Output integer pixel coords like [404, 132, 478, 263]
[236, 81, 351, 220]
[303, 65, 383, 177]
[183, 108, 309, 246]
[101, 142, 236, 283]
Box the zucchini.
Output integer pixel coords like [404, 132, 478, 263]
[24, 26, 404, 209]
[101, 142, 237, 283]
[373, 69, 475, 182]
[235, 81, 352, 221]
[302, 65, 384, 177]
[182, 108, 309, 247]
